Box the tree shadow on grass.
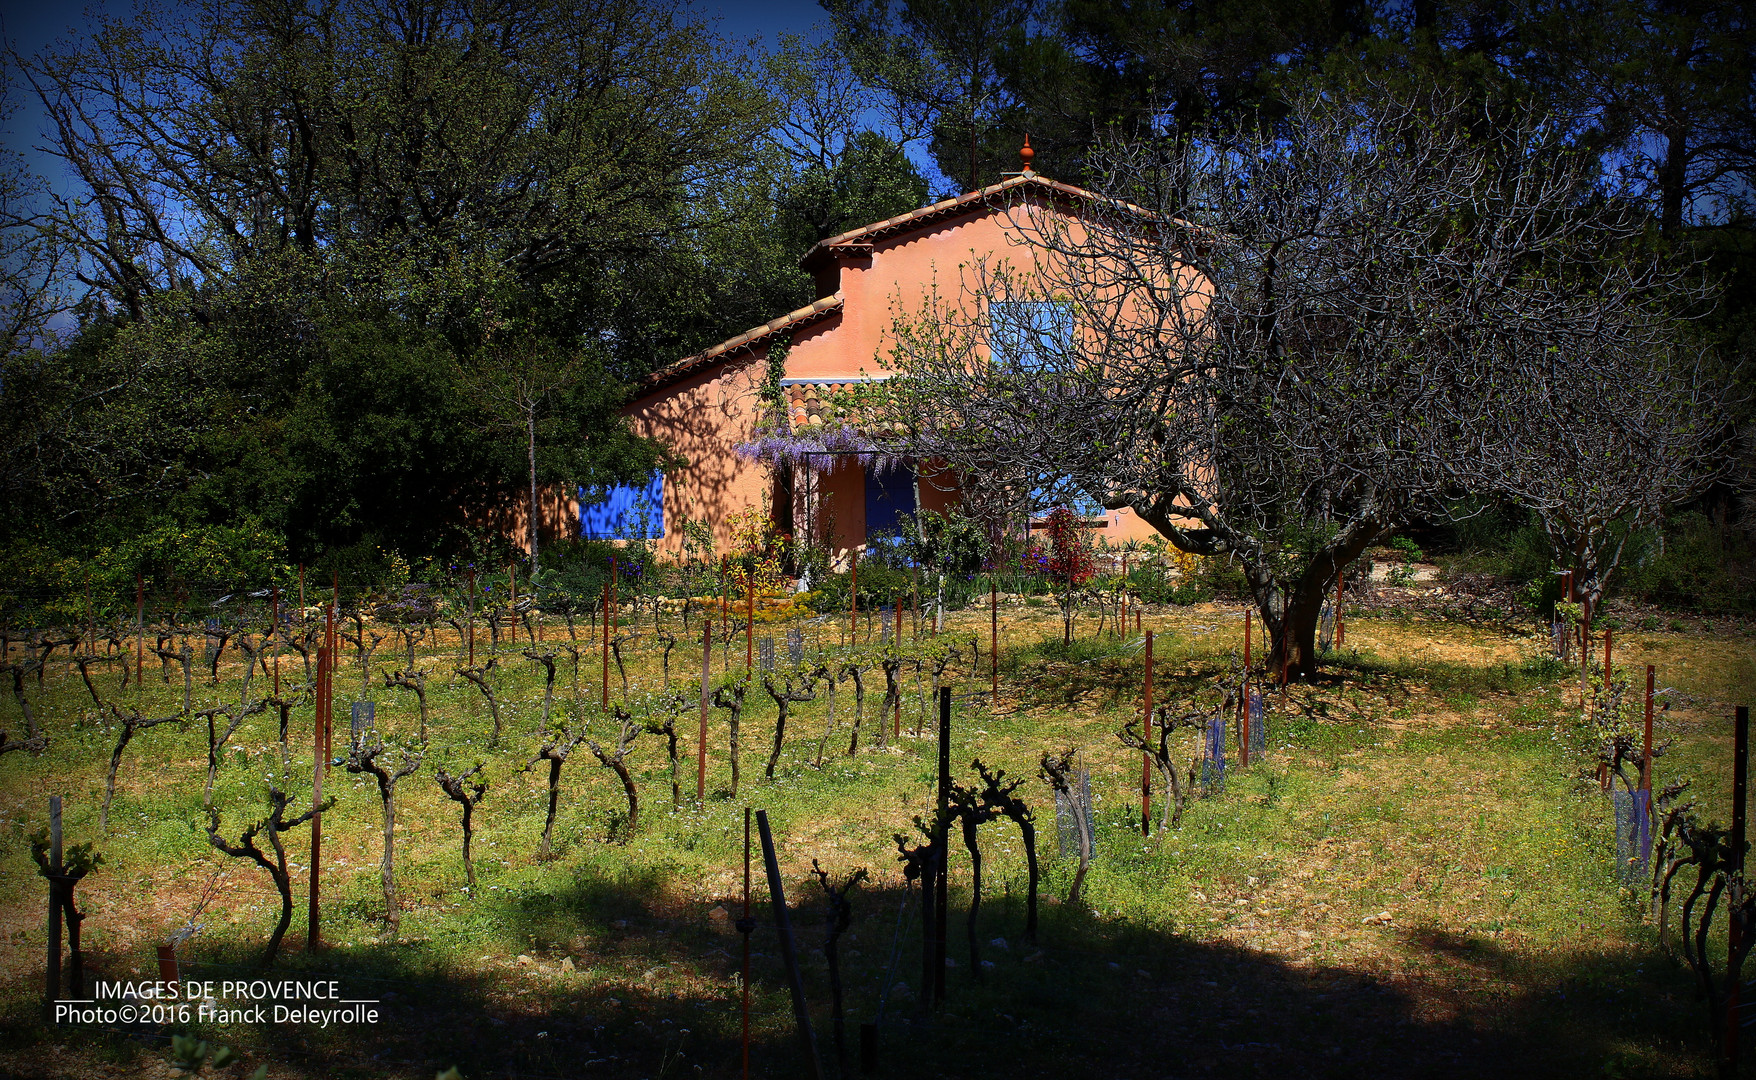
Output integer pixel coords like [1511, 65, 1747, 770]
[11, 867, 1715, 1079]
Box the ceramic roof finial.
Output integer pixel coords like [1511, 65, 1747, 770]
[1020, 133, 1035, 174]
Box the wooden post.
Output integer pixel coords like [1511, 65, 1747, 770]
[1142, 630, 1153, 835]
[309, 640, 328, 953]
[934, 686, 952, 1007]
[1642, 665, 1655, 792]
[44, 796, 62, 1015]
[741, 807, 753, 1080]
[309, 583, 335, 955]
[155, 943, 179, 985]
[850, 555, 858, 644]
[135, 576, 144, 699]
[601, 584, 611, 712]
[990, 580, 998, 700]
[699, 620, 711, 804]
[893, 603, 903, 735]
[1730, 703, 1749, 1073]
[1604, 627, 1613, 691]
[466, 569, 476, 669]
[509, 562, 517, 646]
[1241, 649, 1252, 771]
[271, 586, 281, 698]
[755, 810, 825, 1080]
[746, 581, 754, 677]
[1244, 607, 1252, 672]
[328, 574, 339, 753]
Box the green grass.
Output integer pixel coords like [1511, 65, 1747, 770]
[0, 605, 1752, 1078]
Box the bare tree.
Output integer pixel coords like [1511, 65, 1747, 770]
[946, 778, 998, 979]
[523, 648, 559, 728]
[814, 666, 842, 766]
[761, 665, 824, 779]
[196, 697, 269, 808]
[338, 612, 385, 697]
[1039, 749, 1092, 905]
[153, 637, 194, 716]
[344, 730, 424, 936]
[712, 679, 750, 798]
[2, 661, 48, 756]
[809, 858, 869, 1070]
[870, 84, 1728, 676]
[434, 764, 489, 889]
[840, 660, 870, 754]
[471, 343, 593, 579]
[641, 689, 689, 808]
[523, 719, 588, 861]
[100, 703, 181, 833]
[1117, 706, 1208, 830]
[382, 669, 431, 742]
[589, 709, 645, 839]
[972, 758, 1038, 943]
[456, 660, 504, 747]
[203, 727, 330, 966]
[1469, 339, 1733, 614]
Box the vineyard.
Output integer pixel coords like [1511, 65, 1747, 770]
[1, 570, 1754, 1079]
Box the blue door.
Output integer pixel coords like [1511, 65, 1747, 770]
[863, 463, 915, 539]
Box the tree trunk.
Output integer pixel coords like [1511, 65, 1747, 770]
[528, 411, 540, 577]
[380, 789, 398, 934]
[265, 833, 293, 967]
[960, 813, 983, 981]
[767, 698, 790, 780]
[460, 801, 476, 888]
[102, 726, 133, 834]
[609, 756, 639, 836]
[728, 706, 741, 798]
[540, 758, 562, 860]
[1252, 529, 1380, 679]
[1660, 125, 1687, 238]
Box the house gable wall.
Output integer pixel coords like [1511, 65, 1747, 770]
[623, 184, 1164, 555]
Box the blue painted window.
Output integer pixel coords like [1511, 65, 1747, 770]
[990, 300, 1075, 371]
[864, 463, 916, 538]
[579, 471, 664, 539]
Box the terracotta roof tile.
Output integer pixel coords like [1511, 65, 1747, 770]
[637, 292, 844, 395]
[784, 380, 875, 429]
[798, 172, 1156, 270]
[636, 171, 1173, 403]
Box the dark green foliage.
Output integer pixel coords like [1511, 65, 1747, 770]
[808, 559, 913, 613]
[1615, 512, 1756, 613]
[1436, 504, 1755, 615]
[1125, 560, 1246, 605]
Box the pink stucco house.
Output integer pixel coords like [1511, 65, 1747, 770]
[584, 154, 1167, 559]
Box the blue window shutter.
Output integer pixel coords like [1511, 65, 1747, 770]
[863, 463, 916, 538]
[579, 470, 664, 540]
